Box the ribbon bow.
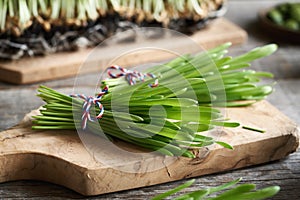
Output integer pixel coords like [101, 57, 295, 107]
[107, 65, 158, 87]
[70, 86, 109, 130]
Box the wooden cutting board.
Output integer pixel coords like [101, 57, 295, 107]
[0, 101, 298, 196]
[0, 18, 247, 84]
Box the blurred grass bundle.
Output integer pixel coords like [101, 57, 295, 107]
[0, 0, 225, 60]
[0, 0, 225, 34]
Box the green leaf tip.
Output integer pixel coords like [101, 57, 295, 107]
[151, 177, 280, 200]
[259, 43, 278, 57]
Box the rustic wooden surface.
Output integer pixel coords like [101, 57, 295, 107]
[0, 18, 246, 84]
[0, 0, 299, 199]
[0, 101, 298, 196]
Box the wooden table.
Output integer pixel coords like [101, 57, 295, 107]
[0, 0, 299, 199]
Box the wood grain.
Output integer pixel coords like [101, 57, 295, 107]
[0, 18, 247, 85]
[0, 101, 298, 196]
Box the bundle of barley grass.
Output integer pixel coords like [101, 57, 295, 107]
[104, 42, 277, 107]
[32, 43, 277, 158]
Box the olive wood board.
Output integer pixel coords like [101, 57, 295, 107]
[0, 18, 247, 84]
[0, 100, 298, 196]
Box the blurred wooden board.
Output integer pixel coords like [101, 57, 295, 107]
[0, 101, 298, 196]
[0, 18, 247, 84]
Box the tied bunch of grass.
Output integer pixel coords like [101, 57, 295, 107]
[32, 43, 277, 158]
[0, 0, 224, 35]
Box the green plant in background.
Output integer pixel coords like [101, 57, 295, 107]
[268, 2, 300, 31]
[151, 178, 280, 200]
[32, 43, 277, 158]
[0, 0, 227, 60]
[0, 0, 224, 34]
